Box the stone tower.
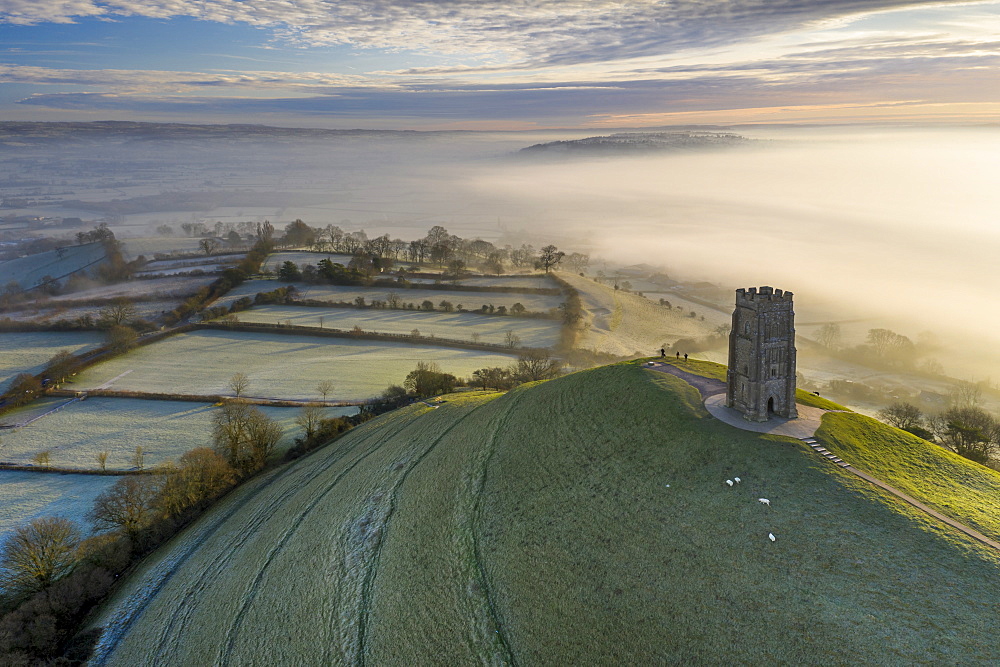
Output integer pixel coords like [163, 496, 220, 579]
[726, 286, 798, 422]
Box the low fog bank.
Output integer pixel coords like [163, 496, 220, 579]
[460, 127, 1000, 382]
[3, 123, 996, 381]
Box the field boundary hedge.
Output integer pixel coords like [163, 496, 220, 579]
[45, 387, 366, 408]
[194, 321, 537, 355]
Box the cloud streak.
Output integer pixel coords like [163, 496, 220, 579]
[0, 0, 975, 66]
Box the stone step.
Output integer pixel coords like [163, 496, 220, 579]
[839, 462, 851, 468]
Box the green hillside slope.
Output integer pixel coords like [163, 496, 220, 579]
[89, 362, 1000, 665]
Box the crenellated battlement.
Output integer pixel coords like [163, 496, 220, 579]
[736, 286, 793, 308]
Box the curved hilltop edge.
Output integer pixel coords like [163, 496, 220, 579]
[87, 362, 1000, 664]
[518, 131, 755, 157]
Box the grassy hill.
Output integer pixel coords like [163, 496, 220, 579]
[88, 361, 1000, 664]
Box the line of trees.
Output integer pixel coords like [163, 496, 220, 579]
[878, 385, 1000, 465]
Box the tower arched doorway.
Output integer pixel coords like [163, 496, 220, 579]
[767, 397, 775, 415]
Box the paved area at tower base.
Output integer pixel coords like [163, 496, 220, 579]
[704, 393, 824, 439]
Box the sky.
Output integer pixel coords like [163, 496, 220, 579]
[1, 0, 999, 128]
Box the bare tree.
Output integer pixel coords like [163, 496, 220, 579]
[296, 405, 324, 441]
[317, 380, 334, 403]
[33, 450, 51, 469]
[46, 349, 79, 383]
[950, 380, 983, 408]
[0, 517, 81, 596]
[99, 297, 136, 326]
[504, 330, 521, 348]
[89, 476, 161, 539]
[877, 402, 924, 431]
[96, 450, 109, 472]
[515, 349, 562, 382]
[157, 448, 237, 518]
[535, 245, 565, 273]
[816, 323, 842, 349]
[132, 445, 145, 471]
[213, 401, 282, 473]
[229, 372, 250, 399]
[106, 324, 138, 353]
[199, 237, 220, 256]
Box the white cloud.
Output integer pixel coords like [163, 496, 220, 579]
[0, 1, 979, 66]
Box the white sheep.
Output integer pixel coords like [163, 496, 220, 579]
[725, 479, 734, 487]
[758, 498, 770, 506]
[734, 477, 741, 484]
[768, 533, 776, 542]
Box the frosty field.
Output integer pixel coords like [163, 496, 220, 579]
[0, 242, 107, 290]
[0, 397, 357, 471]
[120, 237, 210, 259]
[72, 329, 518, 400]
[48, 275, 218, 302]
[0, 331, 105, 393]
[231, 305, 561, 347]
[0, 471, 117, 543]
[407, 275, 557, 289]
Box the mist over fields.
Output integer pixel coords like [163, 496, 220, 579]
[2, 123, 997, 380]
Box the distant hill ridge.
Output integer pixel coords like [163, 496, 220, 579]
[519, 130, 754, 156]
[88, 360, 1000, 664]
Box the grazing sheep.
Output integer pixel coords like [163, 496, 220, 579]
[768, 533, 776, 542]
[758, 498, 770, 506]
[734, 477, 741, 484]
[725, 479, 734, 487]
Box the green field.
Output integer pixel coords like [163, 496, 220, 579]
[72, 329, 518, 400]
[230, 305, 561, 347]
[89, 361, 1000, 664]
[0, 397, 357, 471]
[0, 331, 105, 393]
[0, 471, 117, 544]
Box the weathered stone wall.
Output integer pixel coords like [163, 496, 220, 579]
[726, 286, 797, 421]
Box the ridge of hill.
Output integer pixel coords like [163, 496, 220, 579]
[88, 362, 1000, 664]
[560, 271, 718, 356]
[519, 131, 753, 157]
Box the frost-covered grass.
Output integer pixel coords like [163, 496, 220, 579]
[0, 397, 356, 471]
[72, 329, 517, 400]
[0, 331, 105, 393]
[4, 300, 178, 325]
[560, 272, 719, 356]
[0, 242, 107, 290]
[120, 237, 208, 259]
[0, 471, 117, 543]
[231, 305, 561, 347]
[50, 275, 217, 302]
[90, 362, 1000, 665]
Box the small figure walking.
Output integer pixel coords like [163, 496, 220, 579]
[683, 353, 688, 362]
[675, 351, 680, 359]
[660, 348, 666, 358]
